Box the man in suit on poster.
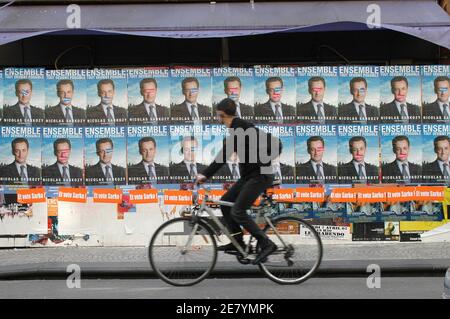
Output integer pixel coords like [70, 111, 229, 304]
[128, 78, 170, 124]
[296, 136, 337, 183]
[169, 136, 207, 182]
[42, 138, 83, 186]
[128, 136, 170, 184]
[2, 79, 44, 125]
[213, 76, 254, 120]
[422, 135, 450, 184]
[254, 76, 296, 124]
[85, 137, 126, 184]
[171, 77, 212, 123]
[422, 76, 450, 123]
[86, 79, 127, 125]
[297, 76, 337, 124]
[338, 136, 379, 183]
[338, 77, 379, 123]
[271, 154, 295, 184]
[45, 79, 86, 125]
[381, 135, 421, 183]
[1, 137, 41, 185]
[213, 151, 241, 183]
[380, 76, 421, 124]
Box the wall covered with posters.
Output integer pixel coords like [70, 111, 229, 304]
[0, 65, 449, 246]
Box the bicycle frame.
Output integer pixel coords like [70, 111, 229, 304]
[187, 186, 290, 259]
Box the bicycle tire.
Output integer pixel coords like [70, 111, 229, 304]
[148, 217, 218, 286]
[258, 217, 323, 285]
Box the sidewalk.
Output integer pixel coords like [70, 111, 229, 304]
[0, 242, 449, 278]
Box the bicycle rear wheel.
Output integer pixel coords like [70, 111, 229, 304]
[258, 217, 323, 285]
[149, 217, 217, 286]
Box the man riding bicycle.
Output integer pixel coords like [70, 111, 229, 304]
[195, 98, 282, 265]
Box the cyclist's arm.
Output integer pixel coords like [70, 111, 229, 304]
[201, 135, 235, 179]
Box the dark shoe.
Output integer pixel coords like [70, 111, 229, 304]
[217, 241, 245, 252]
[252, 241, 277, 265]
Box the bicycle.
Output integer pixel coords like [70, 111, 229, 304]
[148, 183, 323, 286]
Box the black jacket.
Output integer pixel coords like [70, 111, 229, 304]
[128, 102, 170, 124]
[2, 103, 44, 125]
[1, 161, 41, 185]
[86, 104, 128, 125]
[45, 104, 86, 125]
[422, 101, 450, 123]
[380, 101, 421, 123]
[42, 162, 83, 186]
[202, 117, 281, 180]
[381, 160, 422, 183]
[128, 161, 170, 183]
[338, 102, 379, 123]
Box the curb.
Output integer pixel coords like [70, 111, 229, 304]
[1, 259, 449, 279]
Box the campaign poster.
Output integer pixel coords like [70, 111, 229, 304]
[206, 124, 235, 184]
[409, 201, 444, 221]
[86, 69, 128, 126]
[422, 124, 450, 185]
[256, 124, 295, 185]
[212, 67, 254, 121]
[254, 66, 296, 124]
[337, 125, 380, 184]
[84, 126, 127, 185]
[169, 124, 209, 184]
[421, 65, 450, 124]
[170, 68, 212, 124]
[310, 201, 347, 219]
[379, 65, 421, 124]
[346, 202, 381, 223]
[45, 69, 87, 126]
[0, 69, 3, 121]
[380, 124, 422, 184]
[295, 125, 338, 184]
[352, 221, 400, 241]
[2, 68, 45, 126]
[297, 66, 339, 124]
[127, 67, 170, 125]
[41, 127, 84, 186]
[338, 66, 380, 124]
[380, 201, 411, 222]
[127, 125, 171, 186]
[0, 126, 42, 185]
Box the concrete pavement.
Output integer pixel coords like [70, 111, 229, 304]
[0, 242, 449, 278]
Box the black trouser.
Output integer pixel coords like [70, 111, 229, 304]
[220, 174, 273, 247]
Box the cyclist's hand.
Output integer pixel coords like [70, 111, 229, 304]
[195, 174, 207, 185]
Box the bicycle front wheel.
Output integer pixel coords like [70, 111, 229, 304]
[259, 217, 323, 285]
[148, 217, 217, 286]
